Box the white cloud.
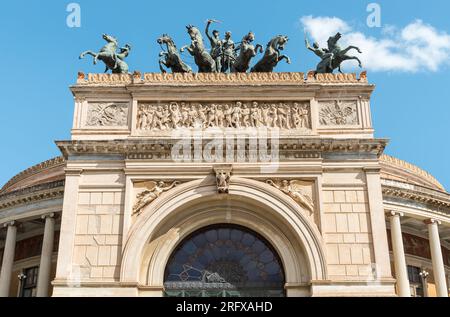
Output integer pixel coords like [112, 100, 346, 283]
[301, 16, 351, 46]
[301, 16, 450, 73]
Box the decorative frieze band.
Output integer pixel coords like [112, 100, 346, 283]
[382, 184, 450, 209]
[57, 139, 387, 159]
[0, 180, 65, 210]
[136, 101, 311, 132]
[76, 71, 369, 85]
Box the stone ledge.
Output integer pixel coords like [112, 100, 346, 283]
[56, 138, 388, 159]
[75, 71, 369, 86]
[0, 180, 65, 210]
[382, 182, 450, 210]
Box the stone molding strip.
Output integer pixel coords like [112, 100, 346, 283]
[382, 182, 450, 211]
[0, 180, 65, 210]
[56, 138, 387, 159]
[76, 71, 369, 86]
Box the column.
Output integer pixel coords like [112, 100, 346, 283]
[419, 269, 429, 297]
[387, 211, 410, 297]
[0, 221, 17, 297]
[36, 214, 55, 297]
[425, 219, 448, 297]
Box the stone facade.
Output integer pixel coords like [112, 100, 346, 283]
[0, 72, 449, 297]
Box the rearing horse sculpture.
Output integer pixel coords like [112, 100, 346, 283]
[157, 34, 192, 73]
[308, 32, 363, 74]
[79, 34, 131, 74]
[326, 32, 363, 73]
[231, 32, 263, 73]
[251, 35, 291, 72]
[180, 25, 216, 73]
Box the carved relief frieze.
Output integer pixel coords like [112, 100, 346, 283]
[85, 103, 129, 127]
[136, 101, 311, 132]
[318, 100, 358, 126]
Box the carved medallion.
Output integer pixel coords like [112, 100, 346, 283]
[85, 103, 129, 127]
[319, 100, 358, 126]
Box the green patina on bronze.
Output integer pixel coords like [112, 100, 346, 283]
[305, 32, 363, 74]
[79, 34, 131, 74]
[158, 34, 192, 73]
[78, 23, 365, 75]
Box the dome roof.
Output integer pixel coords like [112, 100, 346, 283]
[0, 157, 66, 195]
[380, 155, 445, 192]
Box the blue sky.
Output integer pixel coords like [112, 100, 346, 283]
[0, 0, 449, 190]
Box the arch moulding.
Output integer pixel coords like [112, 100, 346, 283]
[120, 177, 328, 296]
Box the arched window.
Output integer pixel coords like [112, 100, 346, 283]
[164, 224, 285, 297]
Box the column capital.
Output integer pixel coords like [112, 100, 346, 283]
[386, 210, 404, 218]
[41, 213, 55, 220]
[424, 218, 442, 225]
[2, 221, 16, 228]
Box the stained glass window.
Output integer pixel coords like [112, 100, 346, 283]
[164, 224, 285, 297]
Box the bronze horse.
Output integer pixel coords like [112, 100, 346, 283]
[79, 34, 131, 74]
[318, 32, 363, 74]
[251, 35, 290, 72]
[180, 25, 216, 73]
[157, 34, 192, 73]
[232, 32, 263, 73]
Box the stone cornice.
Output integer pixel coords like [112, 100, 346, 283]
[56, 138, 387, 160]
[381, 180, 450, 210]
[75, 71, 370, 87]
[0, 157, 65, 194]
[0, 180, 65, 210]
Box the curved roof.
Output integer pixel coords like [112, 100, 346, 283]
[380, 155, 445, 192]
[0, 157, 66, 195]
